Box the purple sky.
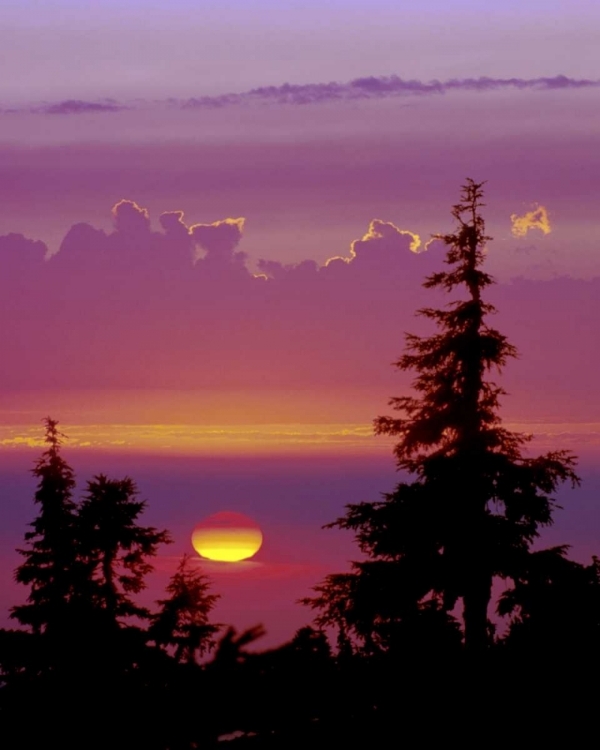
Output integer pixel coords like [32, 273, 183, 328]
[3, 87, 600, 279]
[3, 0, 600, 278]
[1, 0, 600, 646]
[2, 0, 600, 103]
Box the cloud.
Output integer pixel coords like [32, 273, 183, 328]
[190, 217, 246, 266]
[441, 75, 599, 93]
[54, 222, 107, 266]
[112, 199, 151, 234]
[41, 100, 124, 115]
[325, 220, 421, 267]
[182, 75, 600, 110]
[511, 205, 552, 237]
[0, 423, 380, 454]
[256, 258, 319, 281]
[0, 200, 598, 424]
[0, 233, 48, 264]
[159, 210, 189, 238]
[9, 75, 600, 116]
[0, 436, 46, 448]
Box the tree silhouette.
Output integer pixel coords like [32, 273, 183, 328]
[210, 624, 267, 668]
[77, 474, 171, 626]
[306, 180, 580, 652]
[152, 553, 220, 663]
[499, 547, 600, 658]
[11, 418, 80, 638]
[304, 565, 463, 659]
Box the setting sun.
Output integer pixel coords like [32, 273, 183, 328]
[191, 511, 263, 562]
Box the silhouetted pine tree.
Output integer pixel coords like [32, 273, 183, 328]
[11, 418, 79, 637]
[305, 180, 580, 652]
[77, 474, 171, 627]
[151, 553, 220, 663]
[59, 474, 174, 746]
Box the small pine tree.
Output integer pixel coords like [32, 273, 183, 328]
[306, 180, 580, 652]
[152, 554, 221, 663]
[12, 418, 79, 636]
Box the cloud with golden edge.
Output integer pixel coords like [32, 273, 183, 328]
[325, 219, 421, 266]
[190, 217, 246, 263]
[510, 205, 551, 238]
[424, 237, 443, 252]
[190, 217, 246, 240]
[111, 199, 151, 233]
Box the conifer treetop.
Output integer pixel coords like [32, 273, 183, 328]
[375, 179, 525, 473]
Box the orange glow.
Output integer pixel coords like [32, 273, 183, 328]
[191, 512, 263, 562]
[510, 205, 551, 237]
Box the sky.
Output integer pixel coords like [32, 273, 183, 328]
[2, 0, 600, 102]
[1, 0, 599, 645]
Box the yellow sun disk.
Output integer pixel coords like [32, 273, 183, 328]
[191, 526, 263, 562]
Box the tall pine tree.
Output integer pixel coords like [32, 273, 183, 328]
[306, 180, 579, 652]
[12, 418, 79, 637]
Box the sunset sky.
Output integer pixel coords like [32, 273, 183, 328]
[1, 0, 599, 645]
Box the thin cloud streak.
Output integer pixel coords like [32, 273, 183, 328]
[184, 74, 600, 109]
[42, 100, 125, 115]
[0, 423, 381, 455]
[5, 74, 599, 115]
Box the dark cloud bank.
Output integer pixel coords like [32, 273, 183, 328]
[0, 200, 597, 421]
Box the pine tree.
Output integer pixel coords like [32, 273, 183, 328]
[152, 554, 220, 663]
[77, 474, 171, 626]
[306, 180, 580, 652]
[11, 418, 79, 636]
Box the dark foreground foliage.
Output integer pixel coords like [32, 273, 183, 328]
[1, 626, 599, 749]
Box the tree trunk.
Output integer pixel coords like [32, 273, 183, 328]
[102, 550, 118, 622]
[463, 573, 492, 652]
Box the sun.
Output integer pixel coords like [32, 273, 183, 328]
[191, 511, 263, 562]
